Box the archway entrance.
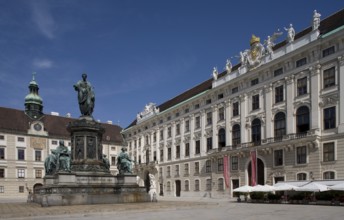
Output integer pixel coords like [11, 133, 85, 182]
[33, 183, 43, 193]
[248, 158, 264, 185]
[175, 180, 181, 197]
[144, 172, 150, 192]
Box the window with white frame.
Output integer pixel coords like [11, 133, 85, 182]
[323, 142, 335, 162]
[217, 158, 224, 172]
[323, 171, 335, 180]
[0, 147, 5, 159]
[185, 143, 190, 157]
[17, 137, 25, 142]
[324, 107, 336, 130]
[175, 165, 179, 177]
[0, 186, 4, 193]
[195, 140, 200, 155]
[195, 179, 200, 191]
[167, 166, 171, 177]
[206, 179, 212, 191]
[167, 127, 171, 138]
[176, 145, 180, 159]
[322, 46, 335, 57]
[0, 168, 4, 178]
[185, 180, 189, 191]
[17, 149, 25, 161]
[218, 178, 224, 191]
[296, 146, 307, 164]
[18, 169, 25, 178]
[297, 77, 307, 96]
[206, 112, 212, 125]
[206, 137, 212, 152]
[194, 162, 199, 175]
[218, 107, 224, 121]
[252, 94, 260, 110]
[274, 149, 283, 166]
[195, 116, 201, 129]
[176, 124, 180, 136]
[167, 181, 171, 191]
[19, 186, 24, 193]
[231, 156, 238, 170]
[205, 160, 211, 173]
[232, 102, 239, 116]
[184, 163, 189, 176]
[185, 120, 190, 132]
[296, 57, 307, 67]
[323, 66, 335, 88]
[35, 150, 42, 161]
[297, 173, 307, 180]
[275, 85, 284, 103]
[35, 170, 42, 179]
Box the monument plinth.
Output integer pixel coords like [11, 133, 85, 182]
[33, 74, 150, 206]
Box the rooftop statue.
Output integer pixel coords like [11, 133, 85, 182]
[264, 29, 283, 58]
[74, 73, 95, 117]
[117, 148, 134, 174]
[225, 59, 232, 73]
[313, 10, 321, 30]
[212, 67, 218, 80]
[284, 24, 295, 43]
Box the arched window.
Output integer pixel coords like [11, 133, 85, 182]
[323, 171, 335, 180]
[296, 106, 310, 133]
[218, 128, 226, 149]
[251, 119, 261, 145]
[274, 112, 286, 140]
[232, 124, 241, 147]
[297, 172, 307, 180]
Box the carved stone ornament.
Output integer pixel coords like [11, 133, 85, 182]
[137, 103, 160, 123]
[204, 128, 212, 137]
[241, 35, 265, 70]
[319, 94, 339, 107]
[193, 132, 201, 140]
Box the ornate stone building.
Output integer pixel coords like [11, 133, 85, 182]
[0, 75, 124, 199]
[122, 9, 344, 198]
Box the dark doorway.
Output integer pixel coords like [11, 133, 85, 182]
[232, 179, 239, 189]
[248, 158, 264, 185]
[159, 183, 164, 196]
[175, 180, 181, 197]
[274, 176, 285, 184]
[145, 172, 150, 192]
[146, 150, 150, 164]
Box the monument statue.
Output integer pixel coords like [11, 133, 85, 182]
[284, 24, 295, 43]
[102, 154, 110, 170]
[44, 140, 71, 175]
[117, 148, 134, 174]
[74, 73, 95, 117]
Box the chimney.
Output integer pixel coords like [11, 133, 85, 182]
[107, 120, 113, 125]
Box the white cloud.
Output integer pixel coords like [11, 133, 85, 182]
[33, 58, 53, 69]
[31, 1, 55, 39]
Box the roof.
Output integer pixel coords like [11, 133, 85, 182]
[0, 106, 124, 145]
[125, 8, 344, 130]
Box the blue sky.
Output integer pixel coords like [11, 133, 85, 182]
[0, 0, 343, 128]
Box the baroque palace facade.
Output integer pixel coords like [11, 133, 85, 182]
[122, 9, 344, 198]
[0, 76, 124, 199]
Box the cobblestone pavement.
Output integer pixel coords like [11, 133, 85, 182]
[0, 197, 343, 220]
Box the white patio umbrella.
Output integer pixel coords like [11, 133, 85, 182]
[233, 185, 253, 193]
[251, 184, 275, 192]
[329, 182, 344, 191]
[273, 183, 300, 191]
[295, 182, 329, 192]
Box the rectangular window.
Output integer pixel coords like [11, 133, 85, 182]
[153, 132, 156, 142]
[51, 140, 57, 145]
[218, 107, 225, 121]
[206, 99, 211, 105]
[167, 148, 171, 160]
[274, 149, 283, 166]
[160, 149, 164, 162]
[17, 137, 24, 142]
[0, 148, 4, 159]
[233, 102, 239, 116]
[232, 87, 238, 94]
[176, 124, 180, 135]
[231, 156, 238, 170]
[324, 107, 336, 130]
[218, 158, 224, 172]
[0, 186, 4, 193]
[35, 170, 42, 179]
[195, 180, 200, 191]
[323, 142, 335, 162]
[195, 116, 200, 129]
[185, 120, 190, 132]
[195, 140, 200, 155]
[322, 46, 335, 57]
[176, 145, 180, 159]
[0, 169, 4, 178]
[167, 166, 171, 177]
[296, 57, 307, 67]
[296, 146, 307, 164]
[206, 112, 212, 125]
[251, 78, 259, 86]
[175, 165, 179, 176]
[206, 160, 211, 173]
[185, 143, 190, 157]
[185, 108, 189, 114]
[184, 163, 189, 176]
[0, 135, 4, 140]
[194, 104, 200, 109]
[323, 171, 335, 180]
[18, 149, 25, 161]
[323, 67, 335, 88]
[111, 156, 116, 165]
[275, 85, 284, 103]
[206, 137, 212, 151]
[167, 116, 171, 121]
[35, 150, 42, 161]
[167, 127, 171, 138]
[297, 173, 307, 180]
[194, 162, 199, 174]
[160, 130, 164, 140]
[175, 112, 180, 117]
[252, 94, 260, 110]
[218, 93, 224, 99]
[19, 186, 24, 193]
[274, 68, 283, 77]
[185, 180, 189, 191]
[206, 179, 212, 191]
[297, 77, 307, 96]
[18, 169, 25, 178]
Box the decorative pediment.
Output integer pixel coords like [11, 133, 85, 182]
[319, 93, 339, 107]
[137, 103, 159, 123]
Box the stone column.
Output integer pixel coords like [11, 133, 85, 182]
[240, 94, 248, 143]
[338, 56, 344, 133]
[264, 84, 273, 138]
[171, 122, 176, 160]
[225, 101, 231, 146]
[190, 114, 195, 157]
[309, 64, 321, 131]
[150, 131, 154, 162]
[156, 128, 160, 162]
[200, 110, 206, 156]
[180, 118, 185, 159]
[162, 125, 167, 162]
[285, 75, 295, 134]
[212, 105, 218, 150]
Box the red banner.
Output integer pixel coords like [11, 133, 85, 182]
[223, 155, 230, 188]
[250, 151, 257, 186]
